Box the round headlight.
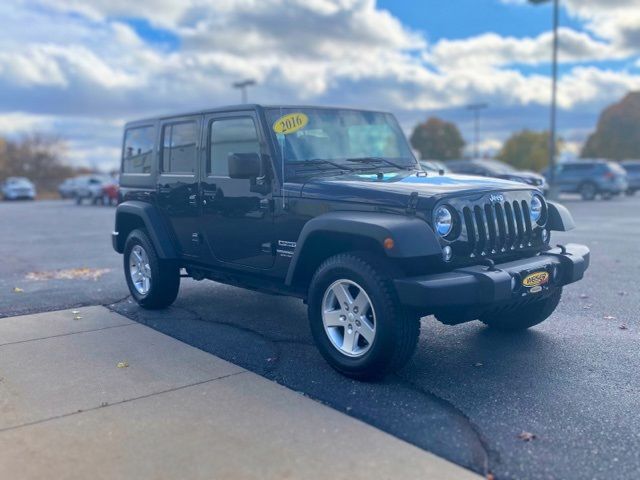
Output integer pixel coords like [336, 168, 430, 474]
[530, 195, 543, 223]
[435, 206, 453, 237]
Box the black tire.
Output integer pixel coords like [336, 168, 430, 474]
[123, 229, 180, 309]
[579, 182, 597, 201]
[307, 252, 420, 380]
[480, 288, 562, 331]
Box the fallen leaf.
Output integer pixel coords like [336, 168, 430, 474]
[518, 431, 537, 442]
[486, 474, 495, 480]
[73, 315, 82, 321]
[619, 325, 628, 330]
[618, 291, 628, 296]
[603, 315, 616, 320]
[13, 287, 24, 293]
[116, 361, 129, 368]
[25, 268, 111, 282]
[474, 362, 483, 367]
[583, 304, 593, 310]
[71, 310, 80, 314]
[579, 293, 589, 299]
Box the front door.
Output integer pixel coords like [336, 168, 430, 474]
[199, 112, 276, 269]
[156, 116, 202, 259]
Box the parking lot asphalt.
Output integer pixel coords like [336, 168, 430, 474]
[2, 196, 640, 480]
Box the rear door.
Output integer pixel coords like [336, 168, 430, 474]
[198, 112, 276, 269]
[156, 116, 203, 259]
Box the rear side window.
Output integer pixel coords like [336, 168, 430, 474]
[562, 164, 594, 173]
[122, 126, 154, 174]
[209, 117, 260, 176]
[624, 164, 640, 172]
[162, 121, 197, 174]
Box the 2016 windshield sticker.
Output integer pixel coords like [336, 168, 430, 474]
[273, 113, 308, 135]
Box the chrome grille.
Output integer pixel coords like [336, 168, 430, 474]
[462, 198, 535, 257]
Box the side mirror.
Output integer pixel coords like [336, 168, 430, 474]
[228, 153, 261, 179]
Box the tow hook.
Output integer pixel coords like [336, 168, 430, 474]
[480, 259, 499, 272]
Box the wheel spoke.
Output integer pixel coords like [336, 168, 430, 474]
[352, 290, 370, 315]
[323, 310, 344, 327]
[342, 327, 357, 353]
[358, 318, 375, 344]
[332, 283, 353, 308]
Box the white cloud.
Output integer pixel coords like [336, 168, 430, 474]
[1, 0, 639, 169]
[430, 28, 627, 70]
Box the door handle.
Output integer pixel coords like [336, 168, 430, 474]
[202, 190, 217, 198]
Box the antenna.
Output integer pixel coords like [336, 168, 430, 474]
[280, 107, 286, 209]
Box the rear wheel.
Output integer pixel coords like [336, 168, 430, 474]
[124, 229, 180, 309]
[579, 182, 597, 201]
[308, 252, 420, 380]
[480, 288, 562, 331]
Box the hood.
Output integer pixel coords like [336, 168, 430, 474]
[299, 170, 537, 208]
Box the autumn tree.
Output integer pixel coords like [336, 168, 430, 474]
[410, 117, 465, 160]
[581, 91, 640, 160]
[497, 130, 560, 172]
[0, 134, 72, 193]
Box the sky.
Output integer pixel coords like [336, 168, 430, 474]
[1, 0, 639, 170]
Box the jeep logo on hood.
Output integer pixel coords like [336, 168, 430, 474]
[489, 193, 505, 203]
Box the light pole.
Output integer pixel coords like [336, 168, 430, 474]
[530, 0, 559, 197]
[233, 79, 256, 104]
[466, 103, 488, 159]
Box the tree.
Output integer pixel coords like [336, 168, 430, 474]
[497, 130, 560, 172]
[581, 91, 640, 160]
[0, 134, 72, 193]
[410, 117, 465, 160]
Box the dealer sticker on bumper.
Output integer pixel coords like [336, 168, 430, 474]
[522, 271, 550, 289]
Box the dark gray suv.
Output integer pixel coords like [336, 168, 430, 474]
[545, 160, 628, 200]
[621, 160, 640, 196]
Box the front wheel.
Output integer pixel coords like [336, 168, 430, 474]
[480, 288, 562, 331]
[308, 252, 420, 380]
[124, 229, 180, 309]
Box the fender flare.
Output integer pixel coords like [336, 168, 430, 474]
[546, 201, 575, 232]
[284, 211, 441, 286]
[113, 201, 178, 259]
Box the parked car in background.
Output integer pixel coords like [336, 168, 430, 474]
[446, 159, 548, 193]
[58, 178, 77, 199]
[545, 160, 628, 200]
[621, 160, 640, 196]
[419, 160, 450, 174]
[1, 177, 36, 200]
[72, 175, 113, 204]
[101, 176, 119, 205]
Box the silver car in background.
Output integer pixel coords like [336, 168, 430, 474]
[1, 177, 36, 200]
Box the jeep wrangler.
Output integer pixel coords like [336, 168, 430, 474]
[112, 105, 590, 379]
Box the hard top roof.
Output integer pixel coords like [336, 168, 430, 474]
[125, 104, 393, 127]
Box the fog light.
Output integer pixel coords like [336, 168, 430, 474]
[442, 246, 453, 262]
[541, 229, 549, 243]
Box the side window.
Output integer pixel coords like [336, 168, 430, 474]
[161, 121, 197, 174]
[122, 126, 154, 174]
[209, 117, 260, 176]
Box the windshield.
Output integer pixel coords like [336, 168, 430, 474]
[265, 108, 416, 178]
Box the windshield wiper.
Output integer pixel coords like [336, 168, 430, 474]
[287, 159, 355, 172]
[346, 157, 412, 170]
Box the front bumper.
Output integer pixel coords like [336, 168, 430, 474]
[395, 243, 589, 313]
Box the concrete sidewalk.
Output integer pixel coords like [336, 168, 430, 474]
[0, 306, 480, 480]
